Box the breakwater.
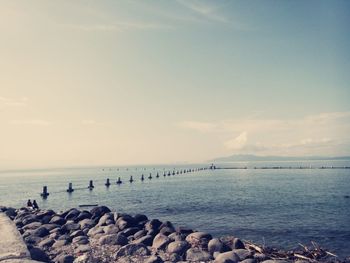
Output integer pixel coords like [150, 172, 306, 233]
[0, 206, 344, 263]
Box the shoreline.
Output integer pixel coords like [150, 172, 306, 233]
[0, 206, 347, 263]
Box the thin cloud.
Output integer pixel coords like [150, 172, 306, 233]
[0, 96, 28, 107]
[10, 119, 52, 126]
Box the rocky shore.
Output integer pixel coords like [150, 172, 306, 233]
[0, 206, 346, 263]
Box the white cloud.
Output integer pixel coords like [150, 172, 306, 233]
[224, 131, 247, 150]
[178, 112, 350, 156]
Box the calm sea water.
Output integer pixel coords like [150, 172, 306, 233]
[0, 160, 349, 258]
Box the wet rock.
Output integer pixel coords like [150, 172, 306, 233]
[133, 234, 154, 246]
[214, 251, 240, 263]
[29, 247, 50, 262]
[167, 241, 189, 255]
[55, 254, 75, 263]
[42, 223, 61, 231]
[159, 226, 175, 236]
[90, 206, 111, 220]
[220, 236, 245, 250]
[50, 216, 66, 225]
[176, 227, 193, 235]
[152, 233, 171, 250]
[232, 249, 253, 260]
[99, 233, 128, 246]
[241, 259, 256, 263]
[24, 235, 42, 245]
[5, 207, 17, 218]
[22, 215, 39, 225]
[33, 226, 50, 237]
[36, 209, 55, 220]
[208, 238, 224, 254]
[186, 247, 213, 262]
[116, 243, 150, 257]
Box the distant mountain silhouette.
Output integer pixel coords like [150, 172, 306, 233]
[210, 154, 350, 162]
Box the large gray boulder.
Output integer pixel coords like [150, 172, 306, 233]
[115, 243, 150, 257]
[214, 251, 240, 263]
[98, 233, 128, 246]
[186, 247, 213, 262]
[166, 241, 189, 255]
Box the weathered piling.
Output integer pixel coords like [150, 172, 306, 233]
[40, 186, 49, 198]
[116, 177, 122, 185]
[66, 183, 74, 193]
[129, 176, 134, 183]
[156, 172, 159, 178]
[105, 178, 111, 187]
[163, 172, 166, 177]
[88, 180, 94, 190]
[148, 173, 152, 179]
[141, 174, 144, 181]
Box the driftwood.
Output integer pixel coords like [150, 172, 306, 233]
[243, 240, 342, 263]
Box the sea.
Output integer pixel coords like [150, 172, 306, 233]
[0, 160, 349, 258]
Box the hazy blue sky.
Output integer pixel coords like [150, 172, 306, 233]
[1, 0, 349, 168]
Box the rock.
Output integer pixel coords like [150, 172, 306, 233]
[103, 224, 119, 235]
[232, 249, 253, 260]
[185, 231, 212, 248]
[133, 214, 148, 224]
[254, 253, 268, 261]
[24, 235, 42, 245]
[36, 209, 55, 220]
[159, 226, 175, 236]
[98, 233, 128, 246]
[62, 222, 80, 233]
[55, 254, 75, 263]
[76, 244, 91, 253]
[79, 219, 95, 229]
[5, 207, 17, 218]
[168, 232, 184, 242]
[145, 255, 163, 263]
[52, 239, 68, 248]
[116, 243, 150, 257]
[29, 247, 50, 262]
[23, 222, 42, 230]
[176, 227, 193, 235]
[208, 238, 224, 254]
[134, 230, 147, 239]
[261, 260, 290, 263]
[232, 238, 245, 249]
[167, 241, 189, 255]
[214, 251, 240, 263]
[145, 219, 162, 231]
[121, 227, 140, 236]
[220, 236, 245, 250]
[65, 209, 80, 221]
[33, 226, 50, 237]
[87, 226, 104, 237]
[152, 233, 171, 250]
[186, 247, 213, 262]
[90, 206, 111, 220]
[70, 230, 84, 239]
[133, 235, 154, 246]
[97, 213, 115, 226]
[50, 216, 66, 225]
[240, 259, 256, 263]
[72, 235, 89, 245]
[75, 211, 92, 222]
[22, 215, 39, 225]
[38, 237, 55, 248]
[42, 223, 61, 231]
[57, 234, 72, 242]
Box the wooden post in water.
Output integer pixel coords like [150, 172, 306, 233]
[129, 176, 134, 183]
[105, 178, 111, 187]
[116, 177, 122, 184]
[156, 172, 159, 178]
[88, 180, 94, 190]
[148, 173, 152, 179]
[40, 186, 49, 198]
[141, 174, 144, 181]
[67, 183, 74, 193]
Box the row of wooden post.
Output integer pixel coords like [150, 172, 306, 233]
[40, 167, 208, 198]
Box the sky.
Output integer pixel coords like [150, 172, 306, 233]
[0, 0, 349, 169]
